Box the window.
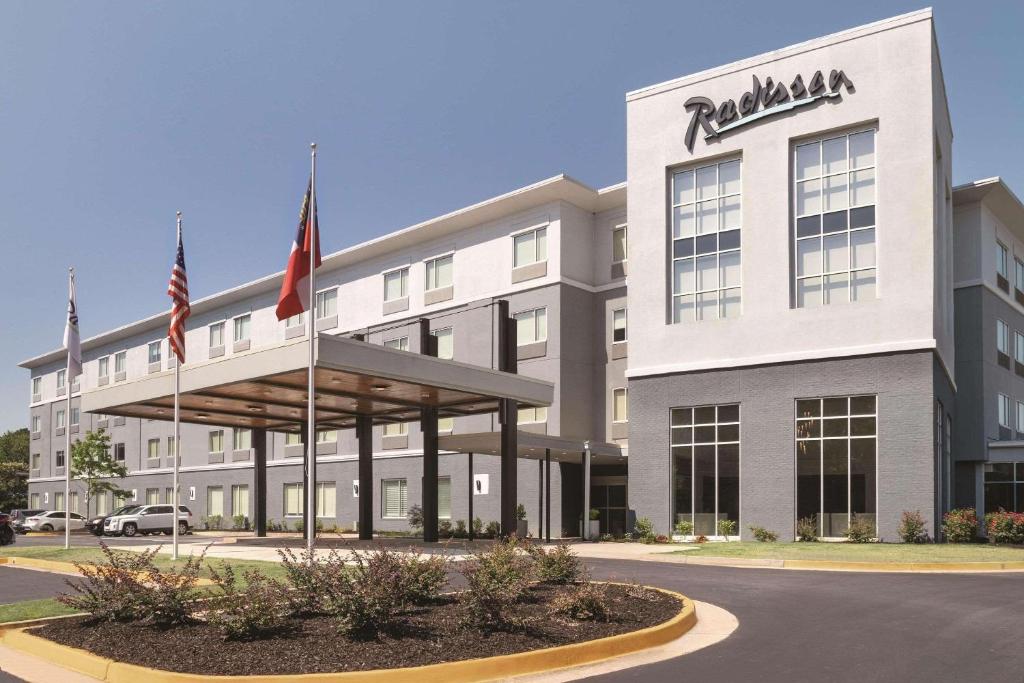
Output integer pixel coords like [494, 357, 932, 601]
[285, 312, 304, 328]
[384, 337, 409, 351]
[613, 388, 628, 423]
[612, 225, 627, 264]
[316, 288, 337, 319]
[165, 487, 174, 504]
[70, 492, 79, 513]
[672, 404, 740, 536]
[425, 255, 453, 291]
[672, 158, 742, 321]
[71, 407, 79, 426]
[56, 450, 65, 468]
[56, 409, 65, 429]
[794, 129, 876, 306]
[513, 226, 547, 267]
[233, 429, 252, 451]
[31, 377, 41, 397]
[167, 436, 176, 457]
[147, 438, 159, 459]
[31, 452, 40, 470]
[316, 482, 336, 517]
[285, 433, 303, 446]
[612, 309, 627, 343]
[207, 486, 224, 517]
[316, 429, 337, 443]
[1016, 258, 1024, 293]
[438, 417, 454, 433]
[383, 421, 408, 437]
[283, 483, 303, 516]
[115, 351, 126, 374]
[998, 394, 1011, 429]
[796, 396, 877, 538]
[113, 443, 125, 461]
[984, 463, 1024, 513]
[146, 488, 160, 505]
[997, 242, 1009, 280]
[98, 357, 109, 378]
[146, 341, 161, 365]
[57, 369, 66, 389]
[432, 328, 454, 360]
[381, 479, 408, 518]
[438, 477, 451, 519]
[209, 322, 225, 347]
[95, 493, 108, 515]
[55, 492, 64, 511]
[514, 308, 547, 345]
[1016, 332, 1024, 365]
[1017, 401, 1024, 437]
[30, 492, 40, 508]
[233, 315, 251, 343]
[31, 415, 41, 433]
[384, 268, 409, 302]
[231, 485, 249, 517]
[209, 430, 224, 454]
[517, 406, 547, 424]
[998, 320, 1010, 356]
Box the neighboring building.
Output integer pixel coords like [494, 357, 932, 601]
[18, 9, 1019, 540]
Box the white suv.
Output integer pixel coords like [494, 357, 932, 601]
[104, 504, 192, 537]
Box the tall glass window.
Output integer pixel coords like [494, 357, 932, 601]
[671, 159, 742, 322]
[231, 485, 249, 517]
[796, 396, 877, 538]
[984, 463, 1024, 513]
[671, 404, 740, 536]
[794, 129, 876, 306]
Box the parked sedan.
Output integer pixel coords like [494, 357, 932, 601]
[8, 509, 46, 534]
[85, 505, 140, 536]
[104, 504, 193, 537]
[21, 511, 87, 532]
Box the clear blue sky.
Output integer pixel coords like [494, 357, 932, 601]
[1, 1, 1021, 432]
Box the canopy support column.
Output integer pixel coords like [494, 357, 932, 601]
[583, 443, 592, 540]
[497, 300, 518, 537]
[537, 459, 543, 541]
[420, 319, 439, 543]
[468, 452, 475, 541]
[357, 415, 373, 540]
[544, 448, 551, 543]
[253, 428, 267, 537]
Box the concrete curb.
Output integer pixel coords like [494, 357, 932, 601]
[0, 585, 696, 683]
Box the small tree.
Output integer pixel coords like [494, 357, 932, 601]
[0, 428, 29, 511]
[71, 429, 128, 517]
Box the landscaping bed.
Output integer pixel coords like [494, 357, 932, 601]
[33, 583, 679, 676]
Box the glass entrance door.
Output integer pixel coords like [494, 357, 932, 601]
[591, 477, 628, 536]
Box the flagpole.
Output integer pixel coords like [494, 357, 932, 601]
[64, 268, 73, 551]
[172, 212, 182, 562]
[306, 143, 317, 550]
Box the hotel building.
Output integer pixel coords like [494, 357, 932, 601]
[19, 9, 1024, 540]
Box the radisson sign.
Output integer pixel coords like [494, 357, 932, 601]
[684, 69, 854, 152]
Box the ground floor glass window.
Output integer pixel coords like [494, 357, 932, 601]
[796, 396, 877, 537]
[671, 404, 740, 536]
[984, 463, 1024, 513]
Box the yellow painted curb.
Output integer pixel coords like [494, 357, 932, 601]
[0, 586, 694, 683]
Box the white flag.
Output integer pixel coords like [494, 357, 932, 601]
[63, 270, 82, 380]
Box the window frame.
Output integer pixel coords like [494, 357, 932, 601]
[432, 327, 454, 360]
[114, 351, 127, 374]
[283, 482, 304, 517]
[315, 287, 338, 320]
[612, 224, 628, 265]
[147, 438, 160, 459]
[998, 393, 1012, 428]
[792, 127, 878, 308]
[517, 406, 548, 425]
[147, 340, 162, 365]
[380, 478, 408, 519]
[97, 357, 109, 379]
[31, 376, 41, 397]
[512, 225, 548, 268]
[56, 369, 66, 389]
[208, 429, 225, 454]
[612, 387, 629, 423]
[209, 321, 226, 348]
[384, 337, 409, 351]
[513, 307, 548, 346]
[232, 314, 251, 343]
[612, 308, 627, 344]
[233, 428, 252, 451]
[997, 241, 1009, 279]
[383, 267, 410, 302]
[424, 253, 454, 292]
[997, 319, 1010, 356]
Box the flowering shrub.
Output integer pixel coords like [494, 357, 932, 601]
[634, 517, 655, 543]
[898, 510, 929, 543]
[942, 508, 978, 543]
[550, 581, 608, 622]
[674, 519, 694, 536]
[142, 550, 207, 626]
[749, 525, 779, 542]
[716, 519, 738, 536]
[844, 515, 875, 543]
[796, 517, 818, 542]
[207, 563, 292, 640]
[277, 545, 350, 615]
[459, 538, 534, 629]
[985, 510, 1024, 545]
[401, 551, 449, 605]
[526, 543, 581, 584]
[330, 547, 412, 637]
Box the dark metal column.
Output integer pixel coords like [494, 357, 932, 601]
[467, 452, 474, 541]
[538, 458, 543, 541]
[420, 319, 439, 543]
[544, 448, 551, 543]
[497, 300, 518, 538]
[580, 451, 586, 538]
[356, 415, 373, 540]
[253, 428, 267, 537]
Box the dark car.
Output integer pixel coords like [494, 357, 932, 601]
[85, 505, 141, 536]
[8, 509, 46, 535]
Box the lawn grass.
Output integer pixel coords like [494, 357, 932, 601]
[0, 545, 290, 580]
[0, 598, 80, 623]
[672, 541, 1024, 562]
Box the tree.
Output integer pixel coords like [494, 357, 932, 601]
[0, 428, 29, 512]
[71, 429, 128, 518]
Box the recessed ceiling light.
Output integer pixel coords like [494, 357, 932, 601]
[196, 413, 208, 419]
[371, 384, 389, 392]
[204, 400, 214, 406]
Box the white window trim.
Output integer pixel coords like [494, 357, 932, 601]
[315, 286, 339, 319]
[612, 387, 629, 423]
[423, 253, 455, 292]
[114, 350, 128, 374]
[232, 313, 252, 342]
[380, 478, 408, 519]
[998, 393, 1011, 428]
[209, 320, 227, 346]
[147, 339, 163, 363]
[382, 266, 410, 302]
[513, 307, 548, 345]
[511, 223, 549, 267]
[97, 356, 110, 378]
[997, 319, 1010, 355]
[612, 223, 628, 264]
[612, 308, 628, 344]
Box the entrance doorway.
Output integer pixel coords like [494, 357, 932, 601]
[591, 476, 627, 536]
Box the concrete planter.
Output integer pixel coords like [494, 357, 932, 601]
[588, 520, 601, 540]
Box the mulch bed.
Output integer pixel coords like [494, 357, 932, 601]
[34, 584, 681, 676]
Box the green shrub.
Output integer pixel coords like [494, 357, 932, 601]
[898, 510, 929, 543]
[459, 538, 534, 629]
[400, 551, 449, 604]
[550, 581, 608, 622]
[527, 543, 581, 585]
[985, 510, 1024, 544]
[57, 543, 158, 622]
[624, 581, 656, 602]
[515, 503, 527, 521]
[589, 508, 600, 521]
[634, 517, 655, 542]
[439, 519, 453, 538]
[472, 517, 483, 536]
[844, 515, 875, 543]
[207, 563, 292, 640]
[796, 516, 818, 542]
[674, 519, 694, 536]
[749, 525, 778, 542]
[203, 514, 223, 531]
[717, 519, 737, 537]
[454, 519, 468, 538]
[330, 547, 410, 638]
[277, 544, 350, 615]
[599, 533, 614, 542]
[484, 520, 501, 538]
[407, 504, 424, 532]
[231, 514, 249, 531]
[942, 508, 978, 543]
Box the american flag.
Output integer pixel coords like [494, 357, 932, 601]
[167, 215, 190, 364]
